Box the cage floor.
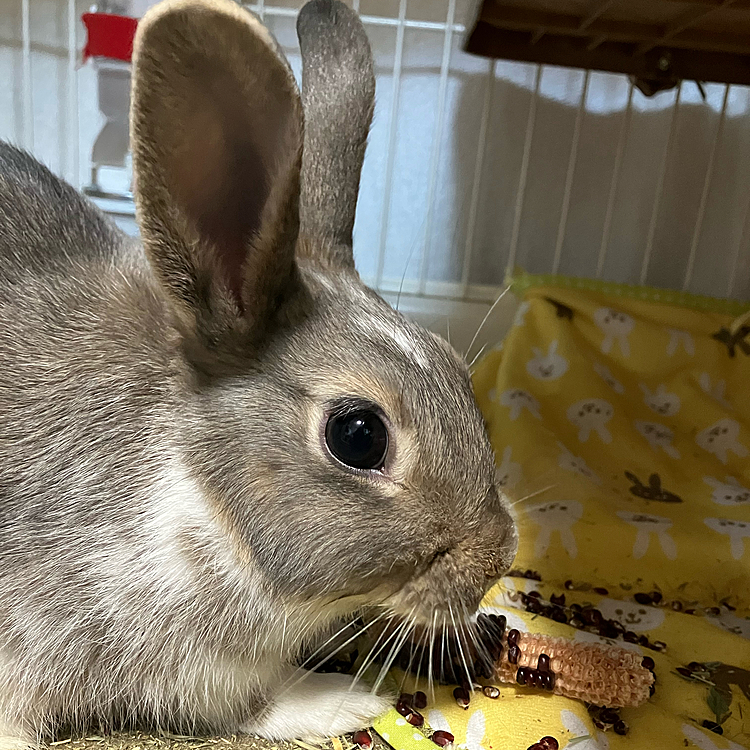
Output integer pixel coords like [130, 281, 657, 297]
[57, 730, 385, 750]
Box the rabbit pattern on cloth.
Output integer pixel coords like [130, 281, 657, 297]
[372, 579, 750, 750]
[371, 273, 750, 750]
[373, 273, 750, 750]
[472, 273, 750, 609]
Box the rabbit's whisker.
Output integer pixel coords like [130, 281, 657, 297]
[508, 484, 557, 506]
[468, 342, 489, 371]
[371, 610, 415, 695]
[347, 613, 403, 693]
[439, 613, 448, 688]
[405, 616, 432, 693]
[449, 603, 472, 692]
[464, 284, 511, 364]
[394, 217, 426, 316]
[427, 610, 438, 700]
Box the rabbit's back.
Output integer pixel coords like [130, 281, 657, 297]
[0, 142, 124, 276]
[0, 143, 224, 726]
[0, 141, 178, 580]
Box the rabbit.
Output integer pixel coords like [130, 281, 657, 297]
[639, 382, 680, 417]
[525, 340, 568, 380]
[696, 418, 748, 465]
[0, 0, 518, 746]
[703, 475, 750, 506]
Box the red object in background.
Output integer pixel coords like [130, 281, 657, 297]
[82, 13, 138, 63]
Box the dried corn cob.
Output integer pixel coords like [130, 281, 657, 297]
[367, 611, 656, 709]
[491, 628, 654, 708]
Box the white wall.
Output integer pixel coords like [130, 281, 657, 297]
[1, 0, 749, 354]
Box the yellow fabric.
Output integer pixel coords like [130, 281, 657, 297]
[373, 578, 750, 750]
[374, 275, 750, 749]
[472, 278, 750, 610]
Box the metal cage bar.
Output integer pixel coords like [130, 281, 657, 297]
[683, 83, 731, 291]
[597, 80, 634, 278]
[506, 63, 543, 276]
[418, 0, 457, 294]
[552, 69, 590, 274]
[374, 0, 407, 289]
[641, 82, 682, 285]
[461, 59, 495, 295]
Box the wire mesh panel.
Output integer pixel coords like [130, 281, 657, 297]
[1, 0, 750, 307]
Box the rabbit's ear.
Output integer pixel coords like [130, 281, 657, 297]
[624, 471, 641, 485]
[296, 0, 375, 270]
[548, 340, 557, 354]
[464, 709, 487, 750]
[531, 347, 541, 357]
[130, 0, 303, 334]
[426, 710, 452, 734]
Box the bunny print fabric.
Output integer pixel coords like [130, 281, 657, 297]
[372, 271, 750, 750]
[373, 576, 750, 749]
[472, 271, 750, 611]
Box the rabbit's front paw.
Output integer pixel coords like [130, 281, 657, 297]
[242, 671, 392, 741]
[0, 731, 36, 750]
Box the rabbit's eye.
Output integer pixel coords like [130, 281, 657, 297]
[325, 408, 389, 471]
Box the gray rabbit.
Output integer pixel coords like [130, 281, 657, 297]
[0, 0, 517, 746]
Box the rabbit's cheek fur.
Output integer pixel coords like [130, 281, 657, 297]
[183, 406, 415, 604]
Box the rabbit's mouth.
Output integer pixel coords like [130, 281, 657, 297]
[296, 605, 506, 691]
[405, 516, 516, 624]
[385, 523, 517, 627]
[339, 608, 507, 688]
